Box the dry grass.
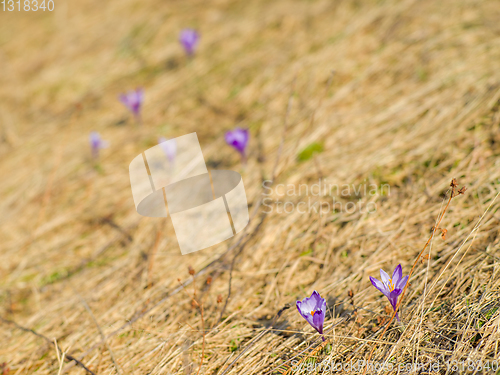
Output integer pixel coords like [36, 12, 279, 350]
[1, 0, 500, 373]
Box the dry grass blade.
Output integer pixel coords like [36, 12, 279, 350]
[74, 290, 123, 375]
[2, 0, 500, 373]
[362, 180, 463, 374]
[0, 317, 95, 374]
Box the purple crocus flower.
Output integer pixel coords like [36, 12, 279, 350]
[158, 137, 177, 164]
[179, 29, 200, 56]
[370, 264, 408, 322]
[119, 88, 144, 123]
[89, 131, 109, 159]
[296, 290, 326, 341]
[225, 128, 249, 162]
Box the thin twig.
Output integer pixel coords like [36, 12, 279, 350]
[74, 290, 122, 375]
[177, 279, 205, 375]
[99, 216, 134, 243]
[217, 256, 234, 327]
[291, 70, 336, 158]
[54, 338, 66, 375]
[361, 180, 462, 375]
[271, 77, 296, 182]
[66, 231, 249, 372]
[147, 230, 161, 288]
[217, 79, 296, 327]
[267, 316, 349, 375]
[46, 220, 140, 286]
[64, 82, 298, 371]
[0, 316, 96, 375]
[280, 337, 327, 375]
[218, 304, 291, 375]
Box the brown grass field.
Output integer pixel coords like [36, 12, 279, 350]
[1, 0, 500, 373]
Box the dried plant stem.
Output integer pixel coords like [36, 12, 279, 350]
[57, 353, 66, 375]
[291, 70, 335, 159]
[4, 1, 500, 373]
[74, 290, 122, 375]
[177, 279, 205, 375]
[219, 304, 291, 375]
[52, 220, 139, 285]
[147, 230, 161, 288]
[54, 338, 66, 375]
[104, 81, 298, 354]
[361, 181, 458, 375]
[37, 146, 63, 227]
[276, 316, 350, 375]
[281, 339, 329, 375]
[271, 77, 296, 182]
[64, 215, 261, 373]
[217, 256, 234, 327]
[216, 80, 296, 329]
[99, 216, 134, 243]
[196, 305, 205, 375]
[0, 316, 95, 375]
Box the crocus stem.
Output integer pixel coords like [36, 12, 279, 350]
[321, 335, 326, 342]
[396, 315, 406, 332]
[135, 114, 142, 126]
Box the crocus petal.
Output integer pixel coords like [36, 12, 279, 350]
[225, 128, 249, 155]
[132, 89, 144, 114]
[370, 276, 389, 296]
[224, 132, 234, 144]
[296, 302, 316, 329]
[136, 88, 144, 103]
[119, 89, 143, 117]
[379, 269, 391, 288]
[159, 137, 177, 163]
[180, 29, 200, 55]
[119, 94, 129, 107]
[89, 132, 107, 158]
[296, 301, 310, 321]
[396, 275, 408, 290]
[297, 292, 320, 314]
[296, 291, 326, 336]
[388, 289, 401, 310]
[311, 310, 324, 334]
[392, 264, 403, 285]
[89, 132, 100, 145]
[371, 266, 408, 323]
[319, 295, 327, 313]
[387, 295, 397, 310]
[311, 290, 324, 309]
[235, 128, 248, 144]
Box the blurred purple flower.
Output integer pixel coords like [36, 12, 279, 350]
[225, 128, 249, 161]
[179, 29, 200, 56]
[89, 131, 109, 159]
[296, 290, 326, 341]
[158, 137, 177, 163]
[119, 88, 144, 122]
[370, 264, 408, 322]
